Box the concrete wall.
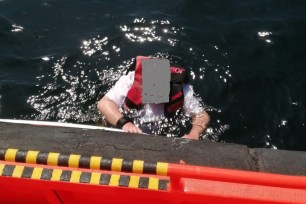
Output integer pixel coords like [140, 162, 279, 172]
[1, 122, 306, 175]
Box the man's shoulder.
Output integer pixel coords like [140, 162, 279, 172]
[183, 84, 193, 93]
[116, 71, 134, 83]
[122, 70, 134, 79]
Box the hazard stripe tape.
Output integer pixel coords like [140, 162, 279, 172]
[0, 148, 168, 176]
[0, 163, 169, 190]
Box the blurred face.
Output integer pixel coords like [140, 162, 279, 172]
[142, 59, 171, 104]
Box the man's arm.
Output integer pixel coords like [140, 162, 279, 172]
[181, 84, 210, 140]
[182, 111, 210, 140]
[97, 96, 142, 133]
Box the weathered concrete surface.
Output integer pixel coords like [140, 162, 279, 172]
[1, 122, 306, 176]
[250, 148, 306, 175]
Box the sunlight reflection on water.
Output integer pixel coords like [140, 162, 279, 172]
[27, 17, 232, 141]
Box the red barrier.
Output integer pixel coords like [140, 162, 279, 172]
[0, 161, 170, 204]
[1, 160, 306, 203]
[168, 163, 306, 189]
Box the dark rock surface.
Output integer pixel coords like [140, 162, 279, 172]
[1, 122, 306, 176]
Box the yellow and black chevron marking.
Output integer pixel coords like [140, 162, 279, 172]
[0, 163, 169, 191]
[0, 148, 168, 176]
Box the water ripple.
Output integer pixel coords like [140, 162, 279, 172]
[26, 17, 232, 140]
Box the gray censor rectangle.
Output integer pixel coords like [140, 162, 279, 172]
[142, 59, 170, 104]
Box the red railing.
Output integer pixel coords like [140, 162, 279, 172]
[1, 151, 306, 203]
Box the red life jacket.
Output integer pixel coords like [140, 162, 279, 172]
[123, 56, 186, 116]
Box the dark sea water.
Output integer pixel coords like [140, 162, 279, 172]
[1, 0, 306, 151]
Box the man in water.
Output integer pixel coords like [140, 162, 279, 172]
[97, 56, 209, 140]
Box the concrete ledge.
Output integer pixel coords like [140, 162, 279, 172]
[1, 122, 306, 176]
[250, 148, 306, 175]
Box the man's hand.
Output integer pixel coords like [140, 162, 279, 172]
[182, 112, 209, 140]
[182, 132, 200, 140]
[122, 122, 142, 134]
